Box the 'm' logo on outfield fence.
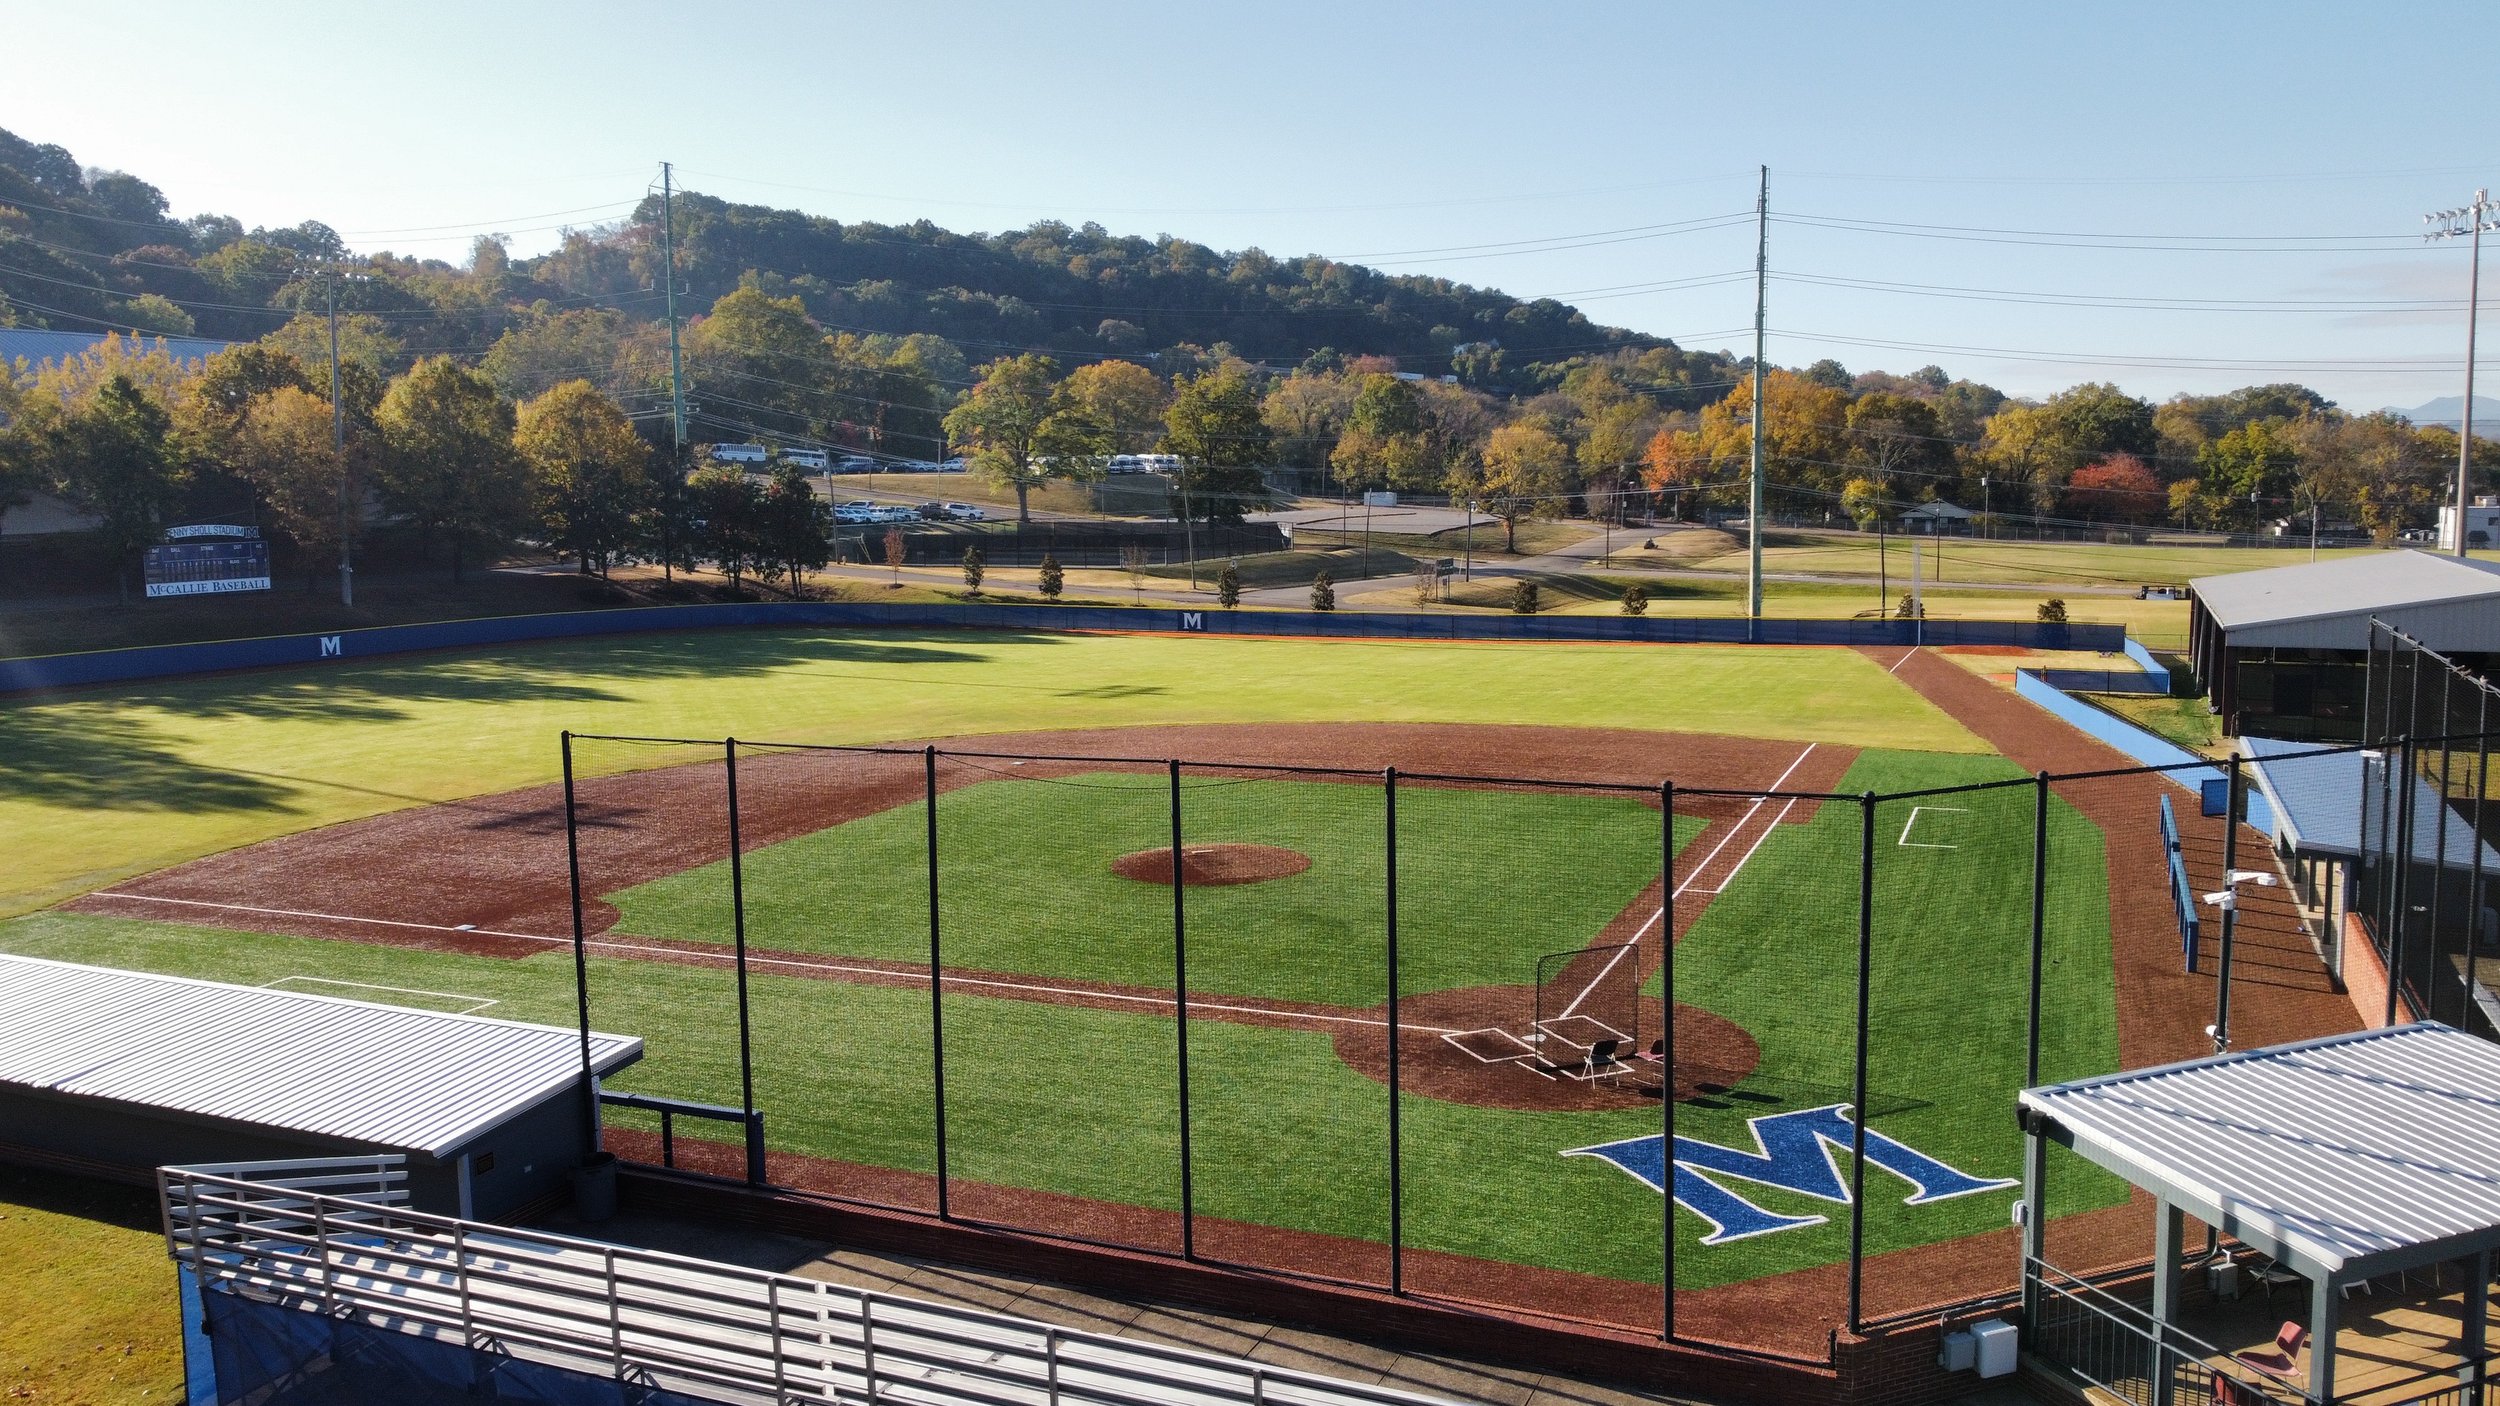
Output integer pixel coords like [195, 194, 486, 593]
[1179, 612, 1203, 631]
[319, 636, 343, 658]
[1561, 1104, 2015, 1244]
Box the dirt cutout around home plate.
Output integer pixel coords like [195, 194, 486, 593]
[1110, 843, 1312, 887]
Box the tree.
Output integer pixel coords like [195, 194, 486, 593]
[1510, 579, 1541, 614]
[43, 374, 185, 602]
[1215, 559, 1240, 609]
[883, 526, 907, 586]
[2037, 598, 2069, 623]
[685, 286, 829, 439]
[1478, 422, 1570, 551]
[516, 380, 650, 576]
[1061, 360, 1170, 454]
[758, 463, 833, 594]
[1329, 374, 1434, 494]
[373, 358, 526, 580]
[1037, 552, 1063, 600]
[632, 449, 702, 583]
[1309, 568, 1335, 612]
[943, 354, 1110, 523]
[2197, 421, 2301, 530]
[689, 465, 765, 592]
[2063, 454, 2165, 524]
[1119, 542, 1148, 602]
[231, 386, 346, 590]
[961, 544, 986, 594]
[1261, 372, 1356, 474]
[1621, 583, 1649, 616]
[1162, 365, 1273, 524]
[1840, 476, 1888, 531]
[1578, 400, 1656, 521]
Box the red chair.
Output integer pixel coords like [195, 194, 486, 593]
[2212, 1374, 2258, 1406]
[2232, 1321, 2308, 1381]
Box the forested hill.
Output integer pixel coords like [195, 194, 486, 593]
[0, 124, 1721, 394]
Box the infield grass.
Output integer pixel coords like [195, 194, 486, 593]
[607, 773, 1703, 1006]
[0, 628, 1980, 917]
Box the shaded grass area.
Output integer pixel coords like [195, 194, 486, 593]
[1292, 517, 1590, 557]
[1652, 749, 2127, 1285]
[0, 630, 1982, 916]
[607, 773, 1699, 1006]
[0, 1163, 183, 1405]
[1139, 548, 1416, 588]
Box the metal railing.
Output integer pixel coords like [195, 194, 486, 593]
[600, 1089, 767, 1183]
[161, 1157, 1459, 1406]
[2026, 1258, 2314, 1406]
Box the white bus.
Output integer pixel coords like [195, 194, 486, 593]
[708, 443, 769, 465]
[779, 447, 830, 470]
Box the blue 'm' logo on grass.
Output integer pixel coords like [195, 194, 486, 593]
[1562, 1104, 2015, 1245]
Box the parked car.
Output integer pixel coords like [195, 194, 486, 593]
[941, 502, 987, 521]
[836, 455, 880, 473]
[939, 457, 969, 472]
[914, 502, 950, 521]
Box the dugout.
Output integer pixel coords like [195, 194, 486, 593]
[0, 955, 641, 1220]
[2017, 1024, 2500, 1406]
[2187, 551, 2500, 739]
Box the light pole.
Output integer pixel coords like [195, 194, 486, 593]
[1980, 475, 1991, 541]
[2425, 190, 2499, 558]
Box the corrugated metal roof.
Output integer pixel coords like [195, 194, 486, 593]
[2189, 550, 2500, 632]
[0, 328, 234, 368]
[2244, 736, 2500, 868]
[2019, 1024, 2500, 1278]
[0, 956, 639, 1159]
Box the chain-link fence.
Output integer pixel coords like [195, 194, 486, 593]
[552, 727, 2407, 1359]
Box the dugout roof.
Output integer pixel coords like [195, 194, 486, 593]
[2189, 551, 2500, 650]
[2019, 1023, 2500, 1282]
[0, 956, 640, 1159]
[2243, 736, 2500, 868]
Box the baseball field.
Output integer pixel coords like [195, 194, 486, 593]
[5, 623, 2309, 1353]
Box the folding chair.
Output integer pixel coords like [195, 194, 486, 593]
[2232, 1322, 2307, 1382]
[1575, 1038, 1624, 1081]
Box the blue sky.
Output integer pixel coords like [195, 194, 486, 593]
[7, 0, 2498, 407]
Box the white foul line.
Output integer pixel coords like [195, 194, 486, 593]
[1559, 741, 1821, 1021]
[89, 892, 1462, 1036]
[1888, 647, 1919, 674]
[261, 974, 499, 1015]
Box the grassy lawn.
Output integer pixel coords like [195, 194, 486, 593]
[2086, 692, 2225, 756]
[1139, 547, 1416, 589]
[608, 773, 1701, 1005]
[0, 1163, 184, 1405]
[1654, 749, 2126, 1282]
[1655, 531, 2500, 590]
[1293, 517, 1592, 557]
[825, 472, 1172, 518]
[2, 746, 2106, 1297]
[0, 629, 1981, 917]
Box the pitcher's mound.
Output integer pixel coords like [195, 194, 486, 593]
[1112, 844, 1311, 887]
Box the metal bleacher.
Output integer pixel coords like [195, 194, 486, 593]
[161, 1157, 1458, 1406]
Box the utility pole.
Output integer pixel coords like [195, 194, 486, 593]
[1748, 166, 1769, 628]
[319, 259, 368, 607]
[2426, 190, 2498, 557]
[662, 162, 689, 455]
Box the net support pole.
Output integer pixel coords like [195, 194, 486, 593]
[2391, 736, 2417, 1027]
[925, 745, 950, 1218]
[723, 739, 763, 1184]
[2429, 672, 2456, 1021]
[1660, 779, 1676, 1342]
[1169, 759, 1196, 1261]
[561, 731, 599, 1152]
[1384, 766, 1403, 1296]
[2214, 753, 2241, 1054]
[1847, 790, 1875, 1336]
[2469, 696, 2491, 1036]
[2026, 771, 2049, 1088]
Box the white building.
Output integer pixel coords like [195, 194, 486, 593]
[2437, 495, 2500, 550]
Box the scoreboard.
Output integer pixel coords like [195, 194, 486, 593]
[144, 538, 271, 597]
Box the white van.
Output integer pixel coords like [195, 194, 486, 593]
[781, 448, 830, 470]
[709, 443, 769, 465]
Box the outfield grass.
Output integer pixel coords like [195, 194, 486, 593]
[0, 629, 1981, 917]
[608, 774, 1700, 1006]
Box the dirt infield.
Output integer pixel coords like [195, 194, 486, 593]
[1111, 844, 1312, 887]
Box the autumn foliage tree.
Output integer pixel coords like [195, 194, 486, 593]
[2062, 454, 2166, 523]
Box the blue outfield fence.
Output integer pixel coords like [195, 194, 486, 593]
[0, 600, 2126, 695]
[2014, 671, 2273, 835]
